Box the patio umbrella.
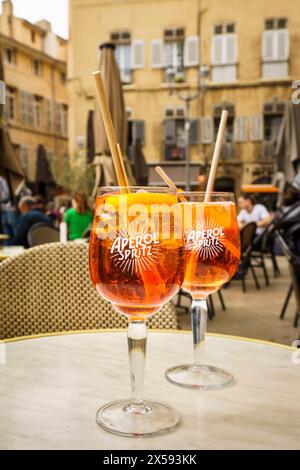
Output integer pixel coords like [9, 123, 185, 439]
[35, 144, 55, 199]
[0, 48, 24, 193]
[276, 103, 300, 181]
[92, 42, 134, 193]
[0, 129, 24, 193]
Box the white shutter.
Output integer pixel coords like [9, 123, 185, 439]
[276, 30, 289, 60]
[250, 115, 263, 141]
[201, 117, 213, 144]
[184, 36, 199, 67]
[131, 40, 144, 69]
[262, 31, 274, 61]
[0, 81, 5, 105]
[151, 39, 165, 68]
[20, 91, 27, 123]
[212, 35, 223, 65]
[234, 116, 248, 142]
[262, 61, 288, 78]
[27, 93, 34, 126]
[225, 34, 237, 64]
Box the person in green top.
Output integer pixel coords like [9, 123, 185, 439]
[64, 192, 93, 240]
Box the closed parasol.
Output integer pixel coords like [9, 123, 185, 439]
[35, 144, 55, 199]
[276, 102, 300, 181]
[91, 42, 134, 193]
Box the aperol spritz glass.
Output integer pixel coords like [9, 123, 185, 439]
[166, 192, 240, 390]
[89, 187, 184, 436]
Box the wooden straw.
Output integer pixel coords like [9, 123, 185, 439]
[93, 71, 127, 188]
[117, 143, 130, 188]
[204, 109, 228, 202]
[155, 166, 187, 202]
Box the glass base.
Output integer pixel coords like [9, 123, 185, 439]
[96, 400, 180, 437]
[165, 364, 234, 390]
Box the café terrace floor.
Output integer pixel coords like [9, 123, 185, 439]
[177, 257, 299, 346]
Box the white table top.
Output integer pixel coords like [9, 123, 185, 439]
[0, 331, 299, 450]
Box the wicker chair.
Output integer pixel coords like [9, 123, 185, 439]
[0, 243, 179, 340]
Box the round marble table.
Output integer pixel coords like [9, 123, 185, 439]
[0, 331, 299, 450]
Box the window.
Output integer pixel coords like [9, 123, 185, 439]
[55, 103, 62, 134]
[151, 34, 199, 70]
[115, 44, 132, 83]
[214, 24, 235, 34]
[33, 96, 41, 128]
[32, 59, 42, 76]
[5, 47, 16, 65]
[20, 91, 34, 126]
[111, 31, 132, 84]
[211, 23, 237, 83]
[31, 31, 36, 43]
[164, 119, 186, 160]
[5, 87, 16, 120]
[265, 18, 287, 30]
[62, 104, 68, 136]
[262, 19, 289, 78]
[163, 116, 198, 161]
[164, 28, 185, 81]
[164, 106, 185, 118]
[55, 103, 68, 135]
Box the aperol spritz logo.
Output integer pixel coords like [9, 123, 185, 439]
[110, 221, 160, 274]
[186, 218, 226, 260]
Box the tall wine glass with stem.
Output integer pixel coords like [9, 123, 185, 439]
[89, 186, 185, 437]
[166, 192, 240, 390]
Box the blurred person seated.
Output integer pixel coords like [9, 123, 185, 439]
[46, 201, 62, 228]
[14, 196, 52, 248]
[238, 194, 273, 236]
[64, 192, 93, 241]
[33, 195, 47, 213]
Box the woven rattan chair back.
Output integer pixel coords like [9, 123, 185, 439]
[0, 243, 178, 340]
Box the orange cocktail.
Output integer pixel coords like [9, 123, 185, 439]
[166, 192, 240, 391]
[183, 201, 240, 298]
[89, 187, 184, 437]
[90, 191, 184, 319]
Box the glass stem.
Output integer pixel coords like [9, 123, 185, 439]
[191, 299, 207, 367]
[127, 321, 147, 409]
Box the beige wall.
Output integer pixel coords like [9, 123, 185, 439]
[68, 0, 300, 187]
[1, 0, 68, 182]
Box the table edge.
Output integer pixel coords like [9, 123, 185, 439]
[3, 329, 294, 351]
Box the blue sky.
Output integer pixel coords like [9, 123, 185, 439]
[0, 0, 68, 38]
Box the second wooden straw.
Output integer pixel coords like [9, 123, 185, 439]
[204, 109, 228, 202]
